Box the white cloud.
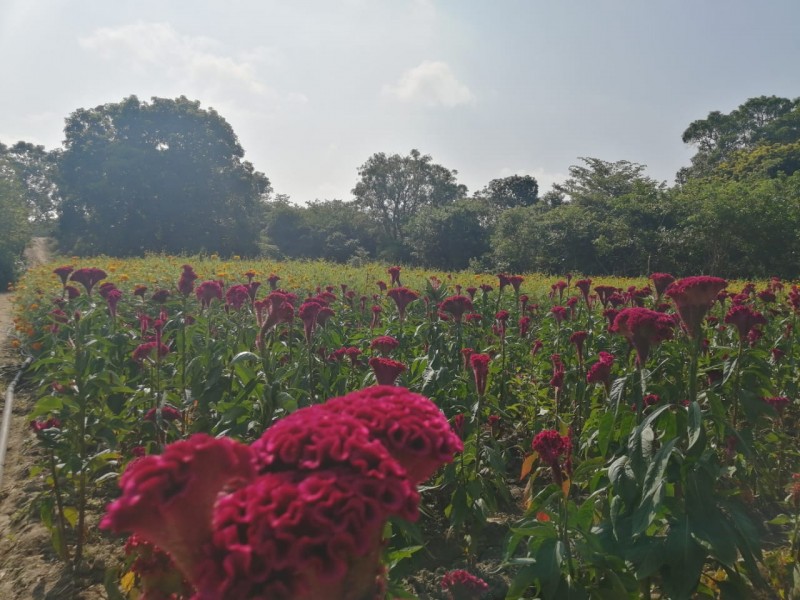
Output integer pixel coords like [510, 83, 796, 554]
[382, 60, 474, 108]
[499, 167, 568, 195]
[79, 21, 296, 103]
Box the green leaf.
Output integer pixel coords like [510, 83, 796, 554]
[632, 437, 677, 536]
[231, 351, 260, 365]
[686, 400, 704, 456]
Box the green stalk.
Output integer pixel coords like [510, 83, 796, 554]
[48, 450, 70, 561]
[730, 342, 744, 430]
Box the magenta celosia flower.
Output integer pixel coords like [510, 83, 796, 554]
[763, 396, 790, 415]
[465, 313, 482, 324]
[531, 339, 543, 356]
[575, 278, 592, 305]
[370, 305, 382, 329]
[470, 353, 491, 396]
[497, 273, 511, 291]
[387, 287, 419, 321]
[316, 306, 335, 326]
[319, 386, 463, 485]
[100, 434, 255, 580]
[298, 301, 322, 343]
[665, 276, 728, 338]
[144, 406, 182, 422]
[225, 284, 250, 310]
[757, 289, 776, 303]
[388, 265, 402, 287]
[69, 267, 107, 296]
[508, 275, 524, 293]
[197, 468, 406, 600]
[178, 264, 198, 297]
[440, 295, 474, 322]
[441, 569, 489, 600]
[132, 341, 170, 363]
[461, 347, 474, 370]
[550, 354, 565, 391]
[586, 351, 614, 390]
[569, 330, 588, 365]
[30, 417, 61, 433]
[368, 356, 406, 385]
[106, 288, 123, 319]
[64, 285, 80, 299]
[594, 285, 618, 308]
[53, 265, 74, 286]
[611, 307, 675, 365]
[133, 284, 148, 298]
[195, 280, 222, 309]
[266, 273, 280, 290]
[479, 283, 493, 295]
[551, 305, 567, 323]
[370, 335, 400, 355]
[650, 273, 675, 298]
[724, 305, 767, 343]
[518, 316, 531, 337]
[466, 286, 477, 300]
[531, 429, 572, 486]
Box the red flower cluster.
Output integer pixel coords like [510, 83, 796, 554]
[611, 307, 674, 365]
[440, 569, 489, 600]
[69, 267, 107, 296]
[440, 295, 474, 322]
[586, 351, 614, 390]
[387, 287, 420, 321]
[724, 305, 767, 342]
[53, 265, 74, 286]
[388, 265, 402, 286]
[470, 353, 491, 396]
[370, 335, 399, 355]
[225, 284, 250, 310]
[531, 429, 572, 486]
[665, 276, 727, 338]
[177, 264, 198, 296]
[195, 280, 223, 308]
[103, 387, 460, 599]
[366, 356, 403, 385]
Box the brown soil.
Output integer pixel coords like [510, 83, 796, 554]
[0, 239, 110, 599]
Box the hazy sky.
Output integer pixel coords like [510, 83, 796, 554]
[2, 0, 799, 202]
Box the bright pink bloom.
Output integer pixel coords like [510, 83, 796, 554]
[550, 354, 565, 391]
[441, 569, 489, 600]
[440, 295, 474, 322]
[665, 276, 728, 338]
[575, 278, 592, 305]
[69, 267, 107, 296]
[105, 288, 123, 319]
[387, 287, 419, 321]
[586, 351, 614, 389]
[368, 356, 406, 385]
[132, 341, 169, 363]
[551, 305, 567, 323]
[611, 307, 674, 365]
[470, 353, 491, 396]
[178, 264, 198, 297]
[508, 275, 524, 293]
[724, 305, 767, 342]
[100, 434, 255, 580]
[650, 273, 675, 298]
[298, 301, 322, 343]
[569, 330, 588, 365]
[388, 266, 402, 287]
[225, 284, 250, 310]
[531, 429, 572, 486]
[518, 316, 531, 337]
[195, 280, 223, 308]
[370, 335, 400, 355]
[595, 285, 618, 308]
[319, 386, 463, 485]
[144, 406, 182, 422]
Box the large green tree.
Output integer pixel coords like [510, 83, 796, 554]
[352, 149, 467, 259]
[0, 157, 31, 287]
[474, 174, 539, 223]
[0, 141, 60, 229]
[56, 96, 271, 256]
[679, 95, 800, 181]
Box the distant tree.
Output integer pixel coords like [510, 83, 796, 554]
[679, 95, 800, 181]
[264, 198, 377, 262]
[352, 149, 467, 258]
[0, 141, 60, 228]
[555, 157, 664, 205]
[406, 199, 490, 270]
[0, 157, 31, 287]
[475, 174, 538, 220]
[56, 96, 271, 256]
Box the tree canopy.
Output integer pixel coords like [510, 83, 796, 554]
[351, 149, 467, 258]
[56, 96, 271, 256]
[0, 156, 31, 287]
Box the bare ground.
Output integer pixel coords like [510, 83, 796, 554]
[0, 239, 109, 599]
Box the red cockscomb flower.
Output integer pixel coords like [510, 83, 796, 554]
[441, 569, 489, 600]
[195, 280, 222, 309]
[387, 287, 419, 321]
[531, 429, 572, 486]
[724, 304, 767, 343]
[225, 284, 250, 310]
[178, 264, 198, 297]
[53, 265, 74, 287]
[650, 273, 675, 299]
[370, 335, 400, 355]
[569, 330, 588, 366]
[368, 356, 406, 385]
[586, 351, 614, 390]
[440, 295, 474, 323]
[611, 307, 674, 365]
[470, 353, 491, 396]
[665, 276, 727, 338]
[70, 267, 107, 296]
[388, 266, 402, 287]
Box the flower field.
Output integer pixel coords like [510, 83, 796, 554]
[9, 256, 800, 599]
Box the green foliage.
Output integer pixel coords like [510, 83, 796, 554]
[0, 141, 60, 229]
[352, 149, 467, 257]
[0, 157, 31, 287]
[56, 95, 271, 256]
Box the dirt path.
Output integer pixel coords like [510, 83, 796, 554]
[0, 239, 94, 599]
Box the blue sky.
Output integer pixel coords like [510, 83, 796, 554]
[2, 0, 799, 202]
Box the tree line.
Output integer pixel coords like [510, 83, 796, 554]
[1, 94, 799, 288]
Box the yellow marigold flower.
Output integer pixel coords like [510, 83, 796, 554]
[119, 274, 129, 282]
